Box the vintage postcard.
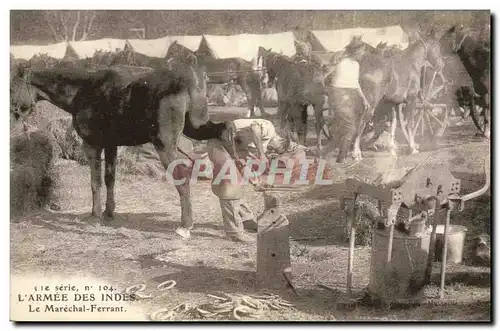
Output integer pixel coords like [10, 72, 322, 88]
[9, 9, 491, 322]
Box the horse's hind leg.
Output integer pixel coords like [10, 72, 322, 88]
[103, 146, 117, 219]
[352, 112, 369, 161]
[82, 142, 103, 218]
[294, 105, 308, 146]
[404, 98, 419, 154]
[154, 96, 194, 238]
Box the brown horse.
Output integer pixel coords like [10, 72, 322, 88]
[110, 48, 170, 69]
[167, 41, 267, 118]
[10, 61, 230, 236]
[89, 49, 117, 69]
[324, 30, 446, 163]
[258, 46, 326, 152]
[440, 24, 490, 138]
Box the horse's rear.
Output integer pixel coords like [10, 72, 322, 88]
[275, 58, 326, 145]
[200, 57, 251, 84]
[199, 55, 264, 117]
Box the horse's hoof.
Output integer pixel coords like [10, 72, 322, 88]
[352, 153, 363, 161]
[82, 214, 101, 224]
[411, 149, 419, 155]
[102, 210, 114, 220]
[175, 227, 191, 240]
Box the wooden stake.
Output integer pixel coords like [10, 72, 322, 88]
[347, 193, 359, 297]
[256, 194, 292, 290]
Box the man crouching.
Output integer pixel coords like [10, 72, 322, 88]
[209, 118, 307, 244]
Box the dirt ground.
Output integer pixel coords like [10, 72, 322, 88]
[10, 106, 491, 321]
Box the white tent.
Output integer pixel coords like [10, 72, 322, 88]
[309, 25, 409, 53]
[68, 38, 127, 59]
[10, 45, 44, 60]
[169, 35, 203, 52]
[198, 32, 296, 62]
[125, 37, 171, 58]
[37, 42, 69, 59]
[359, 25, 409, 49]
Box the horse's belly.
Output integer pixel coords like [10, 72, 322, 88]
[110, 120, 156, 146]
[94, 117, 156, 147]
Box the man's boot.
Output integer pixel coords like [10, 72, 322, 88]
[225, 232, 256, 243]
[220, 199, 255, 244]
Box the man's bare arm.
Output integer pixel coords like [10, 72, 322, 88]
[249, 123, 266, 158]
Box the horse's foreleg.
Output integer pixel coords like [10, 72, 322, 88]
[83, 142, 103, 217]
[483, 102, 490, 140]
[154, 96, 194, 238]
[293, 105, 308, 145]
[103, 146, 117, 218]
[256, 86, 268, 117]
[405, 98, 419, 154]
[352, 109, 371, 161]
[314, 103, 325, 160]
[352, 128, 365, 161]
[239, 78, 254, 117]
[389, 107, 398, 157]
[300, 105, 309, 145]
[278, 101, 291, 137]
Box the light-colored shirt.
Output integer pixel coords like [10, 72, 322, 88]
[331, 57, 361, 89]
[233, 119, 278, 152]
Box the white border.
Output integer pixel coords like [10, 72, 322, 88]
[3, 2, 498, 330]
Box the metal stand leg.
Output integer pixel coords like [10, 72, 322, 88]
[387, 223, 395, 263]
[425, 210, 439, 285]
[439, 207, 452, 299]
[385, 203, 400, 264]
[347, 193, 359, 298]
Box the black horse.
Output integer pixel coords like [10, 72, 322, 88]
[440, 24, 490, 138]
[258, 46, 326, 155]
[167, 41, 267, 118]
[10, 61, 231, 237]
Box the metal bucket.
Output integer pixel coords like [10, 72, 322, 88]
[368, 228, 431, 301]
[433, 225, 467, 264]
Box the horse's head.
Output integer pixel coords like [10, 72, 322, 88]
[29, 53, 52, 69]
[258, 47, 279, 87]
[439, 24, 467, 55]
[344, 35, 368, 61]
[166, 41, 195, 62]
[173, 55, 209, 127]
[416, 27, 445, 73]
[375, 41, 388, 55]
[10, 64, 40, 121]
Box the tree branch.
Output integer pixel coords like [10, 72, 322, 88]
[71, 11, 81, 41]
[81, 12, 96, 41]
[60, 13, 68, 41]
[44, 12, 64, 42]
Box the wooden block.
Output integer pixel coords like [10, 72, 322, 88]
[256, 194, 291, 290]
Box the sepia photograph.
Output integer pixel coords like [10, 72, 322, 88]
[8, 9, 491, 322]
